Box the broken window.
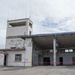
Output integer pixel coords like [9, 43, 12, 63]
[8, 22, 26, 27]
[15, 54, 22, 62]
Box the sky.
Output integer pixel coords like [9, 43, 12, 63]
[0, 0, 75, 48]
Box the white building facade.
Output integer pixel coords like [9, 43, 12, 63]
[0, 18, 33, 66]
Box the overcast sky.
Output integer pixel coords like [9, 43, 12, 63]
[0, 0, 75, 48]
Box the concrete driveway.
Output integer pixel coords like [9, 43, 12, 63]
[0, 66, 75, 75]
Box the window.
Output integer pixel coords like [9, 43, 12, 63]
[69, 49, 73, 52]
[8, 22, 26, 27]
[65, 49, 73, 52]
[29, 22, 32, 28]
[50, 50, 53, 53]
[65, 49, 68, 52]
[29, 31, 31, 35]
[11, 47, 16, 49]
[15, 54, 22, 62]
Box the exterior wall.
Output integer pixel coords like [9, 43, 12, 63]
[4, 18, 33, 67]
[32, 43, 40, 66]
[32, 44, 75, 66]
[33, 42, 53, 66]
[5, 38, 33, 67]
[4, 50, 75, 66]
[24, 38, 33, 66]
[43, 53, 53, 65]
[7, 19, 33, 37]
[0, 54, 4, 66]
[27, 19, 33, 35]
[6, 38, 24, 49]
[6, 19, 33, 49]
[7, 26, 28, 36]
[37, 52, 75, 65]
[38, 53, 53, 65]
[6, 51, 25, 66]
[56, 53, 75, 65]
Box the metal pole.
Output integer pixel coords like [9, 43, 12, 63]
[53, 38, 56, 66]
[23, 38, 25, 67]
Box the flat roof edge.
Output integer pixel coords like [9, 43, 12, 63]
[7, 18, 33, 23]
[6, 32, 75, 39]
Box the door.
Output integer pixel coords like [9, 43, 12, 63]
[43, 57, 50, 65]
[4, 55, 7, 66]
[59, 57, 63, 65]
[72, 57, 75, 65]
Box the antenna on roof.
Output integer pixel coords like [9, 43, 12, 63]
[7, 0, 9, 20]
[29, 0, 32, 19]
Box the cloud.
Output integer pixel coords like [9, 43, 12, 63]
[41, 17, 58, 28]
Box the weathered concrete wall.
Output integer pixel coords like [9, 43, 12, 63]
[32, 43, 41, 66]
[6, 38, 33, 67]
[24, 38, 33, 66]
[56, 53, 75, 65]
[6, 38, 24, 49]
[4, 19, 33, 67]
[6, 51, 25, 66]
[6, 19, 33, 49]
[0, 54, 4, 66]
[32, 43, 53, 66]
[7, 26, 28, 36]
[7, 19, 33, 36]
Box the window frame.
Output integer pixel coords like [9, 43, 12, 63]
[15, 54, 22, 62]
[29, 31, 31, 35]
[29, 22, 32, 28]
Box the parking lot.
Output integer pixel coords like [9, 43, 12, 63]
[0, 66, 75, 75]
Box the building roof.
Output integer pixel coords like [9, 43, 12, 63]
[7, 31, 75, 38]
[7, 18, 33, 24]
[7, 18, 33, 27]
[7, 32, 75, 49]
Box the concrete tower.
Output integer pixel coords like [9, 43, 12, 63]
[6, 18, 33, 49]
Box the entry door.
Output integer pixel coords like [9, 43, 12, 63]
[59, 57, 63, 65]
[43, 57, 50, 65]
[72, 57, 75, 65]
[4, 55, 7, 66]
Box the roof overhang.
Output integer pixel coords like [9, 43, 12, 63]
[0, 48, 25, 51]
[7, 32, 75, 49]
